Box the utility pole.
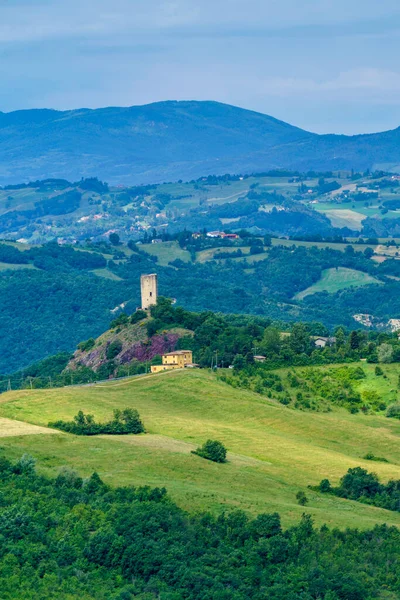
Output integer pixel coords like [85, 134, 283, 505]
[214, 350, 218, 370]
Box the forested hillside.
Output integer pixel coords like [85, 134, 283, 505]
[1, 101, 400, 185]
[3, 235, 400, 373]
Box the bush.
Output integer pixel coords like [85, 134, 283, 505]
[50, 409, 144, 436]
[363, 453, 389, 463]
[106, 340, 123, 360]
[386, 403, 400, 419]
[131, 310, 147, 324]
[319, 479, 331, 493]
[78, 338, 95, 352]
[192, 439, 227, 463]
[296, 491, 308, 505]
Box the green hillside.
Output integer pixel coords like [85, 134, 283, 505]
[2, 369, 400, 529]
[295, 267, 381, 299]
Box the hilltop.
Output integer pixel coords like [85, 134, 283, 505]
[3, 234, 400, 373]
[1, 101, 400, 185]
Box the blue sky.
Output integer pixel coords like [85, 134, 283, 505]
[0, 0, 400, 134]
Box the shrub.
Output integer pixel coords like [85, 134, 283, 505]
[375, 365, 384, 376]
[386, 403, 400, 419]
[110, 313, 129, 329]
[78, 338, 95, 352]
[131, 310, 147, 325]
[296, 491, 308, 505]
[50, 409, 144, 436]
[363, 453, 389, 463]
[192, 439, 227, 463]
[106, 340, 123, 360]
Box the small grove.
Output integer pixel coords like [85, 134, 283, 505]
[316, 466, 400, 513]
[2, 454, 400, 599]
[49, 409, 144, 436]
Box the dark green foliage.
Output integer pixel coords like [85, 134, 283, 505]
[375, 365, 384, 376]
[192, 439, 227, 463]
[0, 243, 29, 264]
[1, 456, 400, 598]
[296, 491, 308, 505]
[106, 339, 123, 360]
[78, 177, 109, 193]
[50, 408, 144, 435]
[386, 403, 400, 419]
[318, 466, 400, 512]
[78, 337, 95, 352]
[363, 453, 389, 463]
[130, 309, 147, 324]
[110, 312, 130, 329]
[109, 232, 120, 246]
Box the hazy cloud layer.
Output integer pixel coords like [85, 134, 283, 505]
[0, 0, 399, 133]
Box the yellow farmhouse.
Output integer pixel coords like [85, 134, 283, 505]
[151, 350, 193, 373]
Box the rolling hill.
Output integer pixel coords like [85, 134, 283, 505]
[1, 368, 400, 529]
[1, 101, 400, 185]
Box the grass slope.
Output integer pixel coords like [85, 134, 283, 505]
[141, 241, 191, 266]
[1, 369, 400, 529]
[295, 266, 381, 300]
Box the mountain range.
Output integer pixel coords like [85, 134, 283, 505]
[1, 100, 400, 185]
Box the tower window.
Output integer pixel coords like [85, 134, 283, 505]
[150, 292, 152, 297]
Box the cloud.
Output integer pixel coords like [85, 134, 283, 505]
[0, 0, 400, 134]
[1, 0, 400, 43]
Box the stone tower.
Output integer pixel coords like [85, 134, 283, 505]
[141, 273, 158, 310]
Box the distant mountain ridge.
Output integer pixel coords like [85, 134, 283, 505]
[0, 100, 400, 185]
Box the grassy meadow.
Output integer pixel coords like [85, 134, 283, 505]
[141, 241, 191, 266]
[295, 266, 381, 299]
[1, 369, 400, 529]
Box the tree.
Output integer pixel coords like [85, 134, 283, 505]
[109, 233, 120, 246]
[296, 491, 308, 505]
[377, 343, 393, 364]
[261, 326, 281, 355]
[349, 331, 360, 350]
[319, 479, 331, 493]
[193, 439, 227, 463]
[264, 235, 272, 247]
[290, 323, 310, 354]
[233, 354, 245, 371]
[364, 247, 374, 259]
[335, 327, 346, 349]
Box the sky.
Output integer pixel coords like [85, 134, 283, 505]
[0, 0, 400, 134]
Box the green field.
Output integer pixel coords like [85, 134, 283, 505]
[91, 267, 123, 281]
[295, 267, 382, 300]
[141, 241, 191, 266]
[1, 369, 400, 529]
[0, 261, 37, 272]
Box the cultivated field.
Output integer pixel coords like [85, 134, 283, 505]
[1, 369, 400, 529]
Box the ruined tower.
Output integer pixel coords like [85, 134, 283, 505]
[141, 273, 158, 310]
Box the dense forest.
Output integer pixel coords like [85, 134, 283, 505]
[1, 453, 400, 599]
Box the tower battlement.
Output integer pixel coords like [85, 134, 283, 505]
[140, 273, 158, 310]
